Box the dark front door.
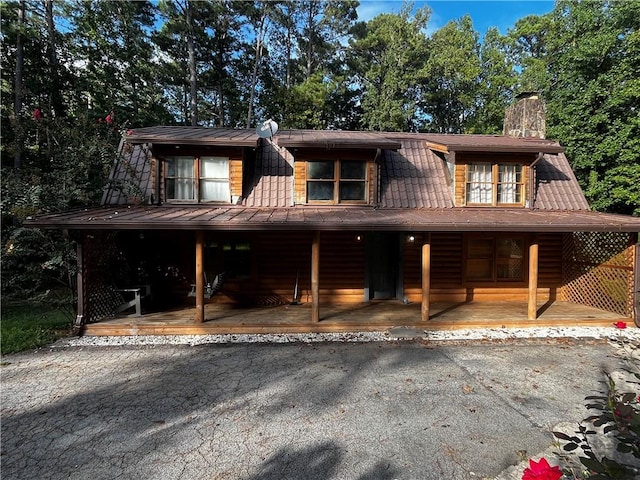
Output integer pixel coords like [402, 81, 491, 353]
[367, 233, 398, 300]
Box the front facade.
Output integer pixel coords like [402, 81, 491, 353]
[28, 123, 640, 333]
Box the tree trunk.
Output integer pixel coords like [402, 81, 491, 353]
[246, 10, 267, 128]
[45, 0, 64, 118]
[13, 0, 25, 170]
[186, 0, 199, 126]
[306, 6, 313, 80]
[217, 41, 225, 127]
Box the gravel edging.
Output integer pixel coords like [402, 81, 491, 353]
[52, 326, 640, 348]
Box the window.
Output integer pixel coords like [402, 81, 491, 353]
[166, 156, 195, 200]
[307, 160, 367, 203]
[466, 235, 525, 282]
[205, 238, 251, 280]
[165, 156, 230, 203]
[466, 163, 523, 205]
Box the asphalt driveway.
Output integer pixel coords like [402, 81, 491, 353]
[0, 338, 633, 480]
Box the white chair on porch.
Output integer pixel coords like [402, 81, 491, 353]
[188, 272, 225, 299]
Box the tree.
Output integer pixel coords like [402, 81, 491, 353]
[422, 15, 482, 133]
[467, 27, 518, 134]
[349, 4, 430, 131]
[508, 13, 554, 93]
[67, 0, 170, 127]
[543, 0, 640, 215]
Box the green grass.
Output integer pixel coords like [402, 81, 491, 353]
[1, 304, 74, 355]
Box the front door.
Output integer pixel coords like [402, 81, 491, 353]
[367, 233, 398, 300]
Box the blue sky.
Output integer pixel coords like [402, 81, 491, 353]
[357, 1, 555, 36]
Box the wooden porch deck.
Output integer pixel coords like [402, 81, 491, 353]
[81, 300, 632, 336]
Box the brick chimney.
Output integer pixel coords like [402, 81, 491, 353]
[503, 92, 546, 139]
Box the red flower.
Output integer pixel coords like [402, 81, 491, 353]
[126, 129, 134, 136]
[522, 458, 562, 480]
[33, 108, 42, 120]
[106, 111, 114, 124]
[614, 321, 627, 329]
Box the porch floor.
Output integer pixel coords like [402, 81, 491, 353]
[81, 300, 632, 336]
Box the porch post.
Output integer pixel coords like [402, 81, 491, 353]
[633, 234, 639, 327]
[528, 235, 539, 320]
[421, 233, 431, 322]
[311, 231, 320, 323]
[75, 234, 86, 330]
[195, 230, 205, 324]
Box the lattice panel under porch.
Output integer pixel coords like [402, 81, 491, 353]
[84, 231, 124, 323]
[561, 232, 634, 317]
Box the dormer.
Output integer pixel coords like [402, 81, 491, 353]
[275, 130, 401, 206]
[125, 127, 256, 205]
[425, 135, 564, 208]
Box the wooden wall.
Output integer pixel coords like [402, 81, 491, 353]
[403, 232, 563, 303]
[218, 231, 367, 305]
[146, 230, 564, 307]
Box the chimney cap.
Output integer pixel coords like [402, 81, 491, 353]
[515, 91, 540, 100]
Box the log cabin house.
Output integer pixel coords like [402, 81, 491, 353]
[26, 101, 640, 336]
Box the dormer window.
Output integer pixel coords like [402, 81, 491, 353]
[307, 159, 367, 203]
[466, 163, 523, 206]
[165, 156, 230, 203]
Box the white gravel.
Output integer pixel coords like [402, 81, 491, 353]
[55, 325, 640, 348]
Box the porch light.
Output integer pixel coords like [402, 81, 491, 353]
[407, 235, 416, 243]
[355, 235, 362, 242]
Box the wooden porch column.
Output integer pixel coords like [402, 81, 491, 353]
[633, 235, 639, 327]
[195, 231, 205, 324]
[311, 231, 320, 323]
[421, 234, 431, 322]
[528, 235, 539, 320]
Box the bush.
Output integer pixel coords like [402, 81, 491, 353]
[550, 337, 640, 479]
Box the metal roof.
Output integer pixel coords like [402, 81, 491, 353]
[534, 153, 590, 210]
[275, 130, 403, 149]
[125, 126, 258, 146]
[101, 143, 154, 206]
[244, 140, 293, 207]
[420, 133, 564, 154]
[380, 141, 454, 208]
[25, 205, 640, 233]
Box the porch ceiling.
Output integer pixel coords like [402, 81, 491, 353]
[25, 205, 640, 233]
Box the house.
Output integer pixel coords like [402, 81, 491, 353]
[27, 98, 640, 335]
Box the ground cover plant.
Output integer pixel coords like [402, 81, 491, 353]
[1, 303, 73, 355]
[525, 330, 640, 480]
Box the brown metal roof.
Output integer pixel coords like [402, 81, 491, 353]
[125, 126, 258, 146]
[420, 133, 564, 154]
[276, 130, 402, 149]
[380, 141, 453, 208]
[244, 140, 292, 207]
[111, 132, 596, 213]
[534, 153, 590, 210]
[102, 143, 154, 205]
[26, 205, 640, 233]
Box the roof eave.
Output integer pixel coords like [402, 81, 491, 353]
[125, 137, 258, 147]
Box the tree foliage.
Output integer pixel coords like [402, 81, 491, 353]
[509, 0, 640, 215]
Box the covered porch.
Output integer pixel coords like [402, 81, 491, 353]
[80, 299, 629, 336]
